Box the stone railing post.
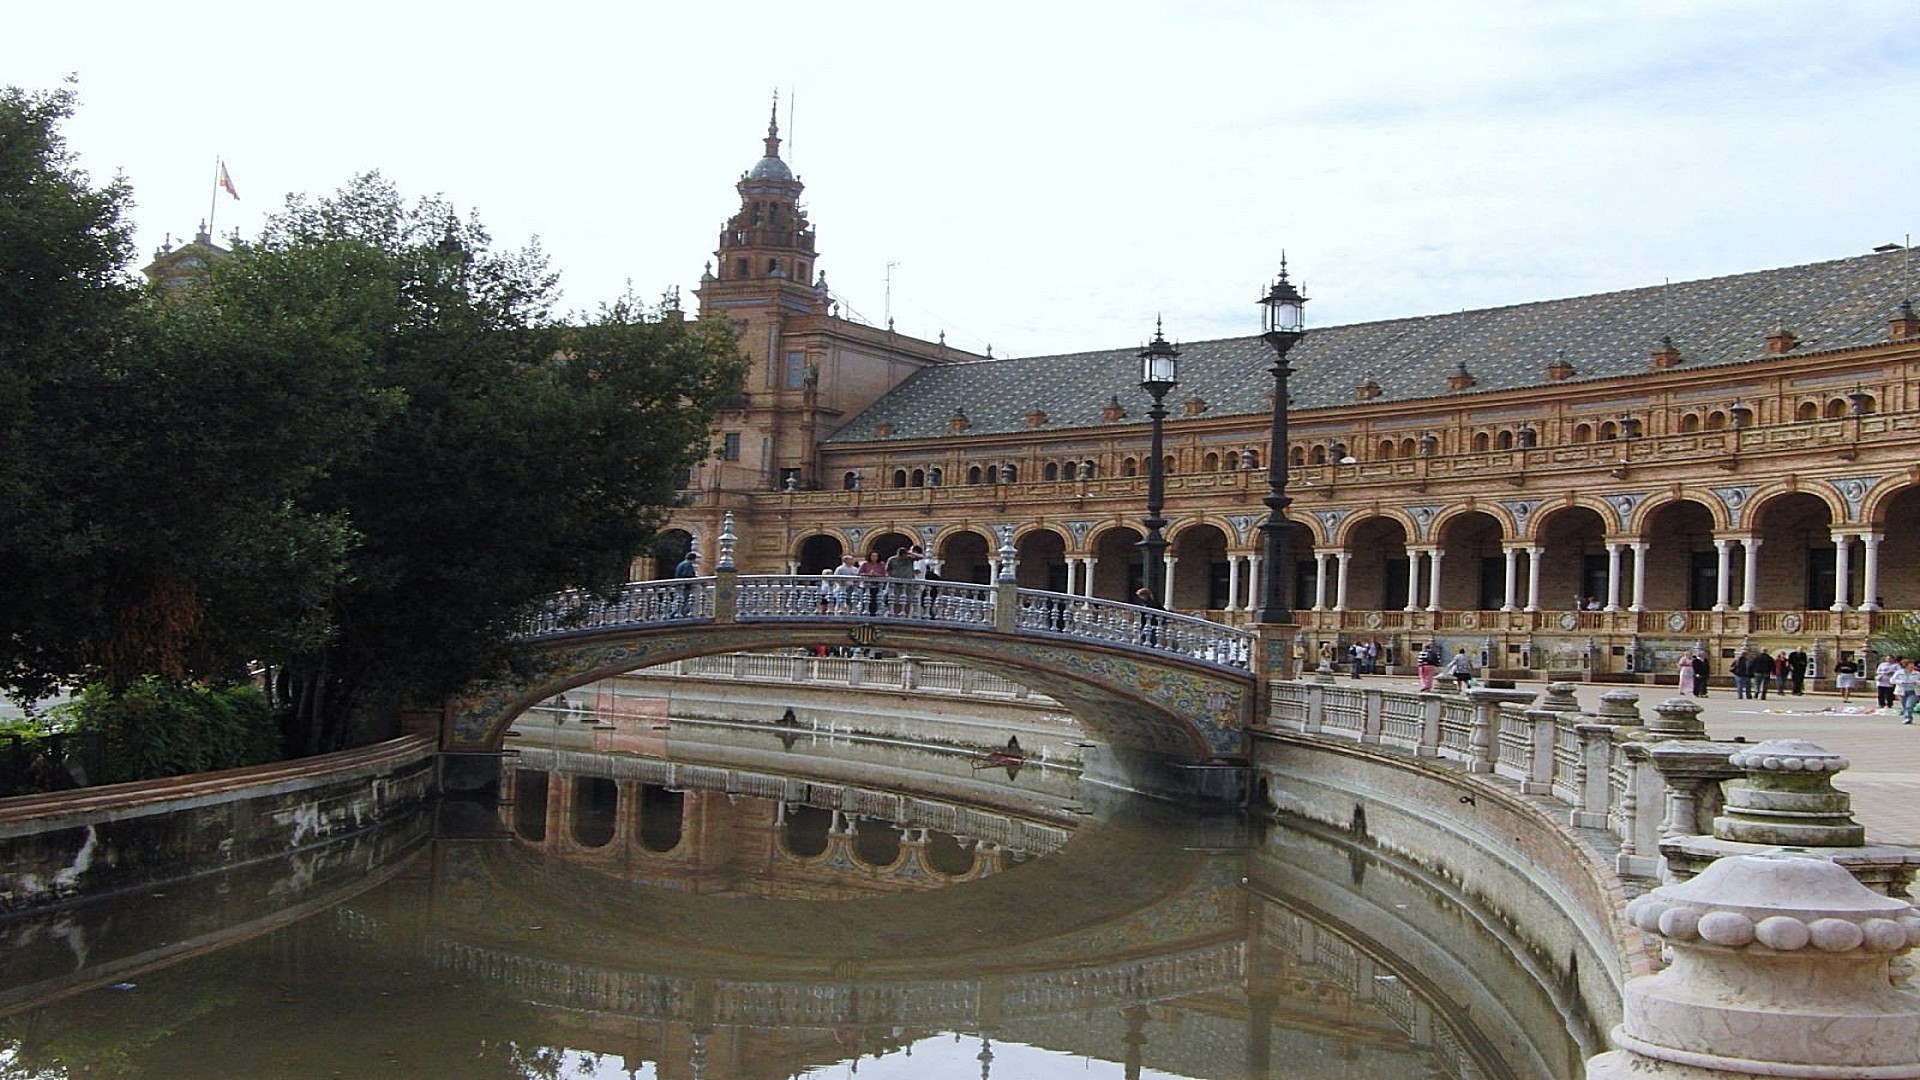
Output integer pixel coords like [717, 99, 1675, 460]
[1416, 693, 1443, 758]
[712, 565, 737, 623]
[1589, 854, 1920, 1078]
[1571, 723, 1616, 829]
[902, 656, 921, 690]
[1463, 687, 1535, 776]
[1521, 709, 1557, 794]
[1360, 687, 1384, 744]
[1663, 739, 1920, 899]
[1615, 743, 1668, 879]
[1302, 682, 1326, 734]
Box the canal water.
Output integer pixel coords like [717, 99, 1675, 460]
[0, 716, 1599, 1079]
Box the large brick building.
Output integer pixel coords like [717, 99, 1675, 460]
[667, 112, 1919, 681]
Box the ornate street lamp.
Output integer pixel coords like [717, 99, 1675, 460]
[1138, 320, 1179, 605]
[1256, 259, 1308, 624]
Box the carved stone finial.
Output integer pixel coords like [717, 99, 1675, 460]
[1715, 739, 1865, 847]
[1590, 855, 1920, 1077]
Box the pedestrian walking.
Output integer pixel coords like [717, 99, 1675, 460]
[1834, 655, 1861, 704]
[1895, 659, 1920, 725]
[1750, 650, 1776, 700]
[1731, 650, 1753, 699]
[1876, 656, 1902, 711]
[1677, 650, 1697, 696]
[1688, 650, 1711, 697]
[1448, 647, 1476, 690]
[1786, 646, 1809, 696]
[1417, 641, 1441, 692]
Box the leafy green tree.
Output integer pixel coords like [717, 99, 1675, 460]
[2, 89, 742, 764]
[0, 84, 377, 708]
[1868, 619, 1920, 663]
[199, 175, 744, 753]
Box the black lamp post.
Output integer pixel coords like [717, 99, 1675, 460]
[1256, 260, 1308, 624]
[1138, 320, 1179, 604]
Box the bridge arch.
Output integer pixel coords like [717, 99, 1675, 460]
[446, 576, 1261, 801]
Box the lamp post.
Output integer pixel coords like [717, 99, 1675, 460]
[1256, 259, 1309, 625]
[1138, 321, 1179, 605]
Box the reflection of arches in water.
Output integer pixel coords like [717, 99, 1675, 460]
[638, 785, 684, 852]
[514, 772, 548, 841]
[852, 820, 904, 868]
[783, 804, 833, 858]
[923, 832, 975, 875]
[572, 776, 617, 848]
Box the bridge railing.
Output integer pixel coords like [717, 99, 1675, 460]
[522, 579, 715, 637]
[1014, 590, 1254, 670]
[734, 575, 996, 627]
[518, 573, 1256, 674]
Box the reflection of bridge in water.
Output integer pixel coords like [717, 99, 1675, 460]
[0, 741, 1592, 1078]
[444, 571, 1266, 803]
[407, 748, 1584, 1078]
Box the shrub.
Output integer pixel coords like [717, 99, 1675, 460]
[58, 679, 282, 781]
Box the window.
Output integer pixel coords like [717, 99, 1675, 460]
[785, 351, 807, 389]
[967, 466, 983, 485]
[892, 469, 907, 488]
[843, 471, 860, 491]
[721, 432, 741, 461]
[1043, 462, 1059, 482]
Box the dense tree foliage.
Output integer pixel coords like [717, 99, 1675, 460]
[0, 85, 745, 761]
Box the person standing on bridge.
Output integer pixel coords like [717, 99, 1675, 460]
[858, 551, 887, 615]
[672, 550, 699, 617]
[885, 546, 918, 615]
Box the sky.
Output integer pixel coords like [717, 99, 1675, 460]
[10, 1, 1917, 359]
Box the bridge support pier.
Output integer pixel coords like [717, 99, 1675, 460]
[1083, 745, 1250, 812]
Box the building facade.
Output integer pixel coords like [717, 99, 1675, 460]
[669, 117, 1920, 682]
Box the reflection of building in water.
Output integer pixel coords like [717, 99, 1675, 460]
[502, 750, 1069, 897]
[440, 750, 1583, 1078]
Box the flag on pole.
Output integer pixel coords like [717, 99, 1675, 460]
[217, 160, 239, 200]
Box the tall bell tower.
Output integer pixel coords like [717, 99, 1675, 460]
[699, 98, 823, 319]
[687, 100, 976, 509]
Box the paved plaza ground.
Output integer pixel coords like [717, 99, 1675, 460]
[1337, 673, 1920, 847]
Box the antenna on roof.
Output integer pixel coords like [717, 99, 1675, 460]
[787, 86, 796, 165]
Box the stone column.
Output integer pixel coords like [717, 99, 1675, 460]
[1740, 537, 1762, 612]
[1604, 542, 1624, 612]
[1628, 542, 1649, 613]
[1713, 538, 1734, 612]
[1063, 557, 1078, 597]
[1225, 554, 1242, 613]
[1524, 544, 1543, 613]
[1588, 855, 1920, 1078]
[1081, 557, 1098, 597]
[1404, 549, 1423, 612]
[1334, 552, 1352, 612]
[1313, 552, 1329, 611]
[1426, 547, 1444, 613]
[1246, 554, 1263, 615]
[1861, 533, 1883, 611]
[1831, 532, 1853, 612]
[1502, 546, 1520, 612]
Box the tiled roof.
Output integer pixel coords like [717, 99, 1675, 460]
[828, 249, 1913, 443]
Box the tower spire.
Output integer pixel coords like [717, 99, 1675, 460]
[765, 90, 781, 160]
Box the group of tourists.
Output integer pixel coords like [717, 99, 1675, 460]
[819, 547, 938, 616]
[1670, 646, 1920, 723]
[1873, 655, 1920, 723]
[1346, 638, 1384, 679]
[1410, 641, 1477, 691]
[1723, 646, 1810, 700]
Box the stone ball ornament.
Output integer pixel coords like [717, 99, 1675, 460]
[1592, 853, 1920, 1078]
[1623, 855, 1914, 954]
[1728, 738, 1849, 774]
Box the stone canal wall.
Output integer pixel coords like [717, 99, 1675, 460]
[0, 734, 436, 914]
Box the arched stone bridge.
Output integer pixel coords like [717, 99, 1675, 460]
[444, 572, 1268, 772]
